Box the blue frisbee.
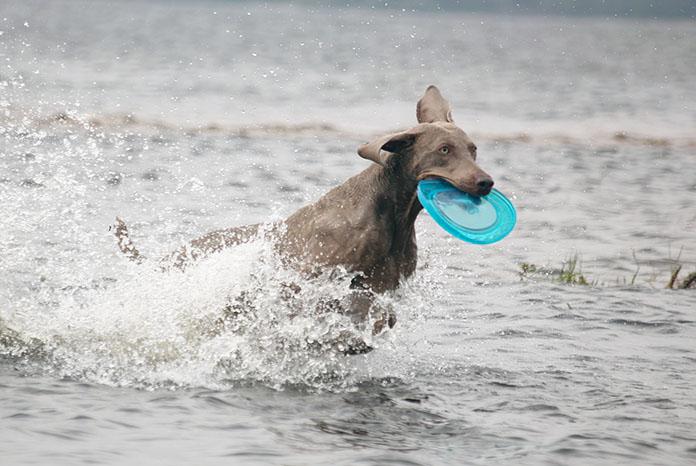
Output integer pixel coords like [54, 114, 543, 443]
[417, 179, 516, 244]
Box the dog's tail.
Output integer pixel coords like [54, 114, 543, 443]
[111, 217, 144, 263]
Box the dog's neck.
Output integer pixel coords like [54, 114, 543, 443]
[371, 162, 423, 253]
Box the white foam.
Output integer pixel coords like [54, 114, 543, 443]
[3, 236, 440, 391]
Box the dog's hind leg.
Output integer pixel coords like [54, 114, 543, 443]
[111, 217, 144, 263]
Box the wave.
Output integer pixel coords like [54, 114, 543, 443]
[3, 108, 694, 148]
[27, 112, 348, 138]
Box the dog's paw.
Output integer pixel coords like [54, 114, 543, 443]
[308, 330, 373, 355]
[339, 337, 374, 355]
[371, 308, 397, 335]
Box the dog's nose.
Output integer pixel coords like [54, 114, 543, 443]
[476, 178, 494, 195]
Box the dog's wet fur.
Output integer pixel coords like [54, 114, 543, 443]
[114, 86, 494, 354]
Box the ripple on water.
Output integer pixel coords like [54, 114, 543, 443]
[1, 6, 696, 463]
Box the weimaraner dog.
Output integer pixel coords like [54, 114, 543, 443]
[114, 86, 493, 350]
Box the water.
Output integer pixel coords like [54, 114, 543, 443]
[1, 1, 696, 464]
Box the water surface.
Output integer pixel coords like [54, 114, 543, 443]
[1, 1, 695, 464]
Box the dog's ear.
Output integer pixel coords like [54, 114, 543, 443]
[417, 85, 453, 123]
[357, 129, 420, 166]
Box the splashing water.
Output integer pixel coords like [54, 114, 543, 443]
[3, 3, 696, 463]
[0, 57, 444, 392]
[0, 80, 392, 392]
[2, 228, 441, 391]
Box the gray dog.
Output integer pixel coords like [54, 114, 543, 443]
[115, 86, 494, 346]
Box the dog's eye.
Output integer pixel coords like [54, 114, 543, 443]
[439, 145, 450, 154]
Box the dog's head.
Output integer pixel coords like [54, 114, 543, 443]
[358, 86, 493, 196]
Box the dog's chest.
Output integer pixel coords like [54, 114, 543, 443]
[314, 223, 418, 291]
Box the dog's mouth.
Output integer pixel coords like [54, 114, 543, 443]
[418, 174, 488, 197]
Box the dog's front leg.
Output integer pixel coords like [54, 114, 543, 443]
[347, 275, 397, 334]
[338, 288, 396, 335]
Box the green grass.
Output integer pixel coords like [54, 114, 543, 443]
[520, 250, 695, 290]
[667, 266, 696, 289]
[558, 255, 590, 286]
[519, 254, 592, 286]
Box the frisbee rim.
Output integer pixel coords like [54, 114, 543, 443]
[417, 179, 516, 244]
